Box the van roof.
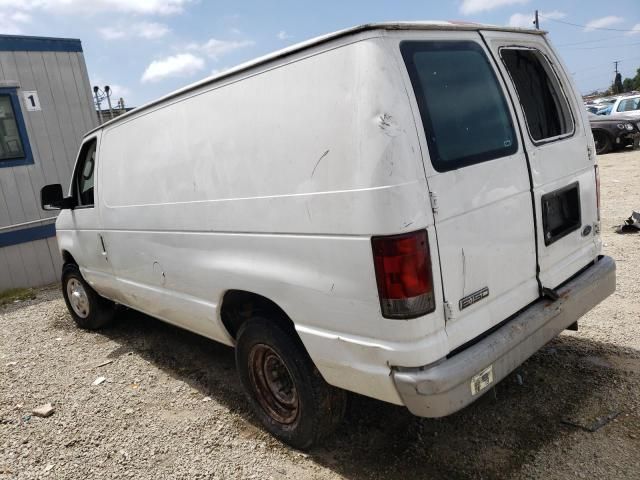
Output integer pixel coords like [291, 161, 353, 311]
[87, 21, 545, 136]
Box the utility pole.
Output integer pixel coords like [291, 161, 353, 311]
[613, 61, 623, 94]
[93, 86, 103, 124]
[534, 10, 539, 30]
[104, 85, 114, 119]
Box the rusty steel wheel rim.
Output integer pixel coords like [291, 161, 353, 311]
[248, 343, 299, 424]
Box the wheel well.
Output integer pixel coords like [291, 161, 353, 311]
[221, 290, 296, 340]
[62, 250, 78, 266]
[591, 128, 611, 140]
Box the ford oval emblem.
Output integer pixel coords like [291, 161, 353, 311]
[582, 225, 592, 237]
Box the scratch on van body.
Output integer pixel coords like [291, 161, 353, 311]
[379, 113, 392, 128]
[311, 150, 330, 178]
[305, 203, 312, 222]
[404, 221, 413, 228]
[462, 248, 466, 296]
[378, 113, 401, 137]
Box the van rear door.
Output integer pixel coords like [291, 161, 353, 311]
[479, 30, 600, 291]
[400, 33, 539, 350]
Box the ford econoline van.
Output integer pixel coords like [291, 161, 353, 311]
[41, 22, 616, 450]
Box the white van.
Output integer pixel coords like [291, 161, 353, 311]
[41, 22, 616, 449]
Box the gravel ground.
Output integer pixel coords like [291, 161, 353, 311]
[1, 148, 639, 480]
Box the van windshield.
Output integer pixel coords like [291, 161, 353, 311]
[401, 41, 517, 172]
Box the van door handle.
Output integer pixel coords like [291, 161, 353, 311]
[98, 234, 108, 258]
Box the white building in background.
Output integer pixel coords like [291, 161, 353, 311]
[0, 34, 97, 290]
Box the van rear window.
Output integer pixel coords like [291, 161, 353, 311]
[500, 48, 574, 143]
[401, 41, 517, 172]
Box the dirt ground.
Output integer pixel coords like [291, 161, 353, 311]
[1, 148, 639, 480]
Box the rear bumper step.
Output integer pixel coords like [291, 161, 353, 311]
[393, 255, 616, 418]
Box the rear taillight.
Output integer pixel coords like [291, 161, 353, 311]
[372, 230, 436, 319]
[595, 165, 601, 221]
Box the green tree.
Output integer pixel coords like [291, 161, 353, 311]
[613, 72, 623, 93]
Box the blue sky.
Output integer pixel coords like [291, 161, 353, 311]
[1, 0, 639, 107]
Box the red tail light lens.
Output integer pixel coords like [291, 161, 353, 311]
[594, 165, 601, 221]
[372, 230, 436, 319]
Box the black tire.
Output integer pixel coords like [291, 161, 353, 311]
[593, 130, 612, 155]
[61, 263, 115, 330]
[235, 317, 347, 450]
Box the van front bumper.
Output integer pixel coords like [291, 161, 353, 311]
[392, 255, 616, 418]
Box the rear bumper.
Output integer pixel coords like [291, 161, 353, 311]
[393, 255, 616, 418]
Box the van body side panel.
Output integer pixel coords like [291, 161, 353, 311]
[480, 31, 601, 290]
[97, 37, 441, 403]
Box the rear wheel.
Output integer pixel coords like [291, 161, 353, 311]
[61, 263, 115, 330]
[235, 317, 347, 450]
[593, 130, 612, 155]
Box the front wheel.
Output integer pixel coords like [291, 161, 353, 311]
[62, 264, 115, 330]
[235, 317, 347, 450]
[593, 130, 612, 155]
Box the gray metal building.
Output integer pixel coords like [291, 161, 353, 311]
[0, 34, 97, 291]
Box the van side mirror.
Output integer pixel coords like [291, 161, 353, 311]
[41, 184, 74, 210]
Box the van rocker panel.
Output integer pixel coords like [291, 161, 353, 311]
[393, 255, 615, 417]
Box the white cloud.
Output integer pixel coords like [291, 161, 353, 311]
[99, 22, 170, 40]
[460, 0, 529, 15]
[625, 23, 640, 36]
[141, 53, 204, 83]
[277, 30, 291, 40]
[0, 0, 192, 16]
[134, 22, 170, 39]
[508, 13, 533, 28]
[508, 10, 565, 28]
[0, 10, 32, 34]
[584, 16, 624, 32]
[99, 26, 127, 40]
[187, 38, 254, 60]
[541, 10, 566, 21]
[10, 11, 31, 23]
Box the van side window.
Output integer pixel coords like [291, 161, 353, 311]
[74, 138, 97, 207]
[500, 48, 574, 143]
[401, 41, 517, 172]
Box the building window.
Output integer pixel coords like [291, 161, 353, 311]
[0, 87, 33, 168]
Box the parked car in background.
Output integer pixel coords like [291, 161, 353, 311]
[585, 97, 616, 115]
[610, 94, 640, 120]
[589, 113, 640, 154]
[596, 104, 614, 115]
